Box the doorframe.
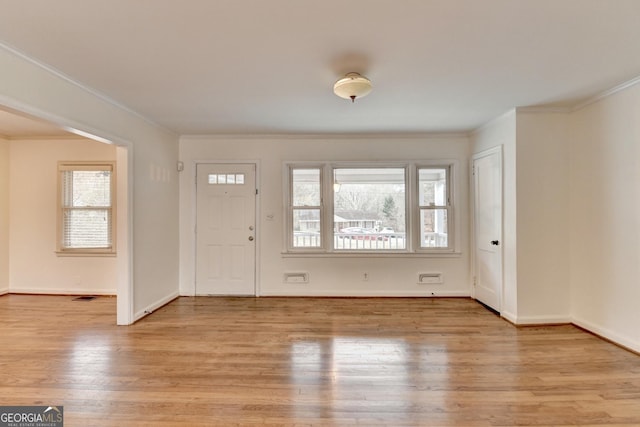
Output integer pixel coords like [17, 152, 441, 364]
[470, 145, 503, 312]
[0, 98, 134, 325]
[191, 160, 261, 296]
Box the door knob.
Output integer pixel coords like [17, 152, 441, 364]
[248, 236, 254, 241]
[491, 240, 499, 245]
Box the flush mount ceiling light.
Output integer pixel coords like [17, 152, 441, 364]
[333, 72, 372, 102]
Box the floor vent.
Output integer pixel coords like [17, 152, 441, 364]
[283, 272, 309, 283]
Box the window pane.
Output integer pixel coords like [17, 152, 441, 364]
[420, 208, 448, 248]
[293, 209, 321, 248]
[63, 170, 111, 207]
[292, 169, 320, 207]
[208, 174, 218, 184]
[334, 168, 405, 250]
[63, 209, 111, 248]
[235, 174, 245, 184]
[419, 168, 447, 207]
[217, 174, 226, 184]
[59, 164, 114, 252]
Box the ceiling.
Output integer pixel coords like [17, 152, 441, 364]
[1, 0, 640, 136]
[0, 108, 71, 139]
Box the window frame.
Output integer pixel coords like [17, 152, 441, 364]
[56, 161, 117, 256]
[414, 164, 453, 253]
[285, 161, 456, 256]
[287, 164, 325, 252]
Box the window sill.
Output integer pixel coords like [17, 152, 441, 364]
[55, 251, 117, 258]
[281, 251, 462, 258]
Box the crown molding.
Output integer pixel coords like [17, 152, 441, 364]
[180, 131, 471, 141]
[0, 41, 176, 138]
[516, 106, 572, 114]
[571, 75, 640, 112]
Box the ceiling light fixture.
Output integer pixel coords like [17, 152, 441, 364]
[333, 72, 372, 102]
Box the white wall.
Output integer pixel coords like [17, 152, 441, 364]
[471, 111, 518, 320]
[0, 137, 9, 294]
[515, 112, 571, 323]
[180, 135, 471, 297]
[569, 83, 640, 352]
[9, 138, 117, 294]
[0, 44, 179, 324]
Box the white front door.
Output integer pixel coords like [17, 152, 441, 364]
[196, 163, 256, 295]
[472, 147, 503, 312]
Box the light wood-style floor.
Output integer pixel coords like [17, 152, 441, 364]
[1, 295, 639, 426]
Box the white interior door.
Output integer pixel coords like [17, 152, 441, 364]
[196, 163, 256, 295]
[472, 148, 503, 312]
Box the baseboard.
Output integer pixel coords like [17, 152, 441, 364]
[0, 287, 9, 296]
[9, 288, 115, 296]
[511, 315, 572, 325]
[572, 316, 640, 355]
[259, 290, 471, 298]
[500, 310, 518, 324]
[134, 291, 180, 322]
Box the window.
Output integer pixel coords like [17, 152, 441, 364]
[418, 167, 450, 249]
[286, 163, 454, 254]
[57, 162, 115, 255]
[208, 173, 245, 184]
[334, 167, 406, 251]
[290, 168, 322, 249]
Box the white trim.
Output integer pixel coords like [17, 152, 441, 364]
[0, 287, 9, 295]
[501, 310, 518, 324]
[512, 315, 572, 325]
[572, 75, 640, 112]
[470, 109, 516, 136]
[572, 316, 640, 354]
[281, 251, 462, 258]
[0, 41, 175, 137]
[261, 290, 471, 297]
[516, 106, 572, 114]
[134, 291, 180, 322]
[116, 146, 134, 325]
[180, 132, 471, 140]
[8, 288, 116, 296]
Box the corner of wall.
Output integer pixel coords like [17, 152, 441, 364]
[0, 137, 9, 293]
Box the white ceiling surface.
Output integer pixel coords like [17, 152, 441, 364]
[0, 109, 71, 138]
[1, 0, 640, 135]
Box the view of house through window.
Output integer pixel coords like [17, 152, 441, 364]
[58, 162, 115, 254]
[334, 168, 406, 250]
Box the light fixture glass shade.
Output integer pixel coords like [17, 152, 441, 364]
[333, 72, 372, 102]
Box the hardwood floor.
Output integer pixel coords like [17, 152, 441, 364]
[1, 295, 639, 426]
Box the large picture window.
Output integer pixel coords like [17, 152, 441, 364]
[57, 162, 116, 255]
[286, 163, 453, 254]
[334, 167, 406, 251]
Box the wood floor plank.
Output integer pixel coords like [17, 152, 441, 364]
[1, 294, 639, 426]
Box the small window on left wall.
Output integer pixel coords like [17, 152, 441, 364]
[57, 162, 116, 256]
